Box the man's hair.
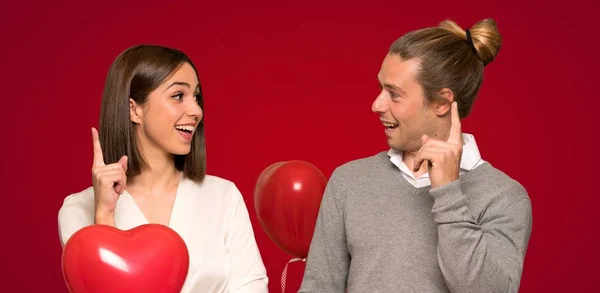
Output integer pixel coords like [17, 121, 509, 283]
[389, 19, 502, 118]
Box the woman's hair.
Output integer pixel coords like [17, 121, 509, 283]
[99, 44, 206, 182]
[389, 18, 502, 118]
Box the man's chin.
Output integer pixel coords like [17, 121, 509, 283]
[387, 139, 404, 151]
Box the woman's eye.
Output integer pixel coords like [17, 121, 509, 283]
[172, 93, 184, 100]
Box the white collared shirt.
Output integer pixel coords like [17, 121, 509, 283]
[387, 133, 485, 188]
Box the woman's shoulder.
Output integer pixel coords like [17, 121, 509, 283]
[57, 187, 95, 247]
[187, 174, 239, 192]
[59, 186, 96, 214]
[184, 174, 245, 203]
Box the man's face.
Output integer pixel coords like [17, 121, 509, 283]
[372, 54, 438, 152]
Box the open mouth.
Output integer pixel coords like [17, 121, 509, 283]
[175, 125, 195, 135]
[382, 122, 399, 130]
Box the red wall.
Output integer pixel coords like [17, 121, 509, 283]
[1, 0, 598, 292]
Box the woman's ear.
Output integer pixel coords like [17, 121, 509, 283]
[130, 99, 142, 124]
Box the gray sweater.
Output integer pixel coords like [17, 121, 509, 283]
[299, 151, 532, 293]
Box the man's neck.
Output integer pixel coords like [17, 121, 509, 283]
[402, 150, 428, 178]
[400, 126, 455, 178]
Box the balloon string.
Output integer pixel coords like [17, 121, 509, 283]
[281, 257, 306, 293]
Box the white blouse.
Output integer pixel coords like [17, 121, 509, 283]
[58, 174, 269, 293]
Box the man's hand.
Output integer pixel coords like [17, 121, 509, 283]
[413, 102, 463, 188]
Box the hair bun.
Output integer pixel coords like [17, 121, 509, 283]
[469, 19, 502, 66]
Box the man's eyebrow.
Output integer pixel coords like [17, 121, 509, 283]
[383, 83, 406, 95]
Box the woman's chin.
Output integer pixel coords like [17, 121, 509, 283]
[171, 147, 192, 156]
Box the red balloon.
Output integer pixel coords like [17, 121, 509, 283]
[254, 160, 327, 258]
[62, 224, 189, 293]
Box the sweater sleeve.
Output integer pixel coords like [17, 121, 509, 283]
[298, 169, 349, 293]
[429, 180, 533, 293]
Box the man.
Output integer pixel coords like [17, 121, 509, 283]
[299, 18, 532, 293]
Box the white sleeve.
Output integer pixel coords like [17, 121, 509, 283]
[57, 190, 94, 248]
[224, 184, 269, 293]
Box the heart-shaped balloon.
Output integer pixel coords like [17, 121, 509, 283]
[62, 224, 189, 293]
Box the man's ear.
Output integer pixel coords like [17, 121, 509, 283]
[434, 88, 454, 117]
[130, 99, 143, 124]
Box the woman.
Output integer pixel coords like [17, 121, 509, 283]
[58, 45, 269, 292]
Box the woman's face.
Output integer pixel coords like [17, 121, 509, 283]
[130, 62, 203, 159]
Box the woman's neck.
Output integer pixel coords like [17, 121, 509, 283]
[128, 153, 180, 196]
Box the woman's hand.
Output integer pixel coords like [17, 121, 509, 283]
[91, 127, 127, 226]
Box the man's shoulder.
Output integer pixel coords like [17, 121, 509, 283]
[466, 162, 530, 203]
[331, 151, 389, 179]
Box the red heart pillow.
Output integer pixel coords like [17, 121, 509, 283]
[62, 224, 189, 293]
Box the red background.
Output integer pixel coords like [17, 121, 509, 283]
[1, 0, 598, 292]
